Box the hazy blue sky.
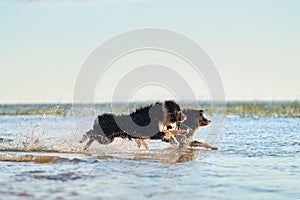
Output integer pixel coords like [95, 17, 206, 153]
[0, 0, 299, 103]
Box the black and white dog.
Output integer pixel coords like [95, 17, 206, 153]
[80, 100, 187, 150]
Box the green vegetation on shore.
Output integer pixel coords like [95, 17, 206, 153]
[0, 104, 68, 116]
[0, 101, 299, 117]
[225, 101, 299, 117]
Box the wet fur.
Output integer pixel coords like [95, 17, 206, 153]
[174, 109, 218, 150]
[80, 100, 186, 150]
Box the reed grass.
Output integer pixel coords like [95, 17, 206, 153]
[225, 101, 300, 117]
[0, 101, 299, 117]
[0, 104, 68, 116]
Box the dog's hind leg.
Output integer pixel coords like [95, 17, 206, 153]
[80, 130, 93, 143]
[141, 140, 149, 150]
[135, 139, 142, 148]
[135, 139, 149, 150]
[79, 134, 88, 143]
[84, 138, 95, 151]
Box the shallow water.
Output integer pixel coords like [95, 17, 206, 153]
[0, 108, 299, 199]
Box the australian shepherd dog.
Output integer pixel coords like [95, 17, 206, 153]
[80, 100, 187, 150]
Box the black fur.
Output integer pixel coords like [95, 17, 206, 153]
[80, 100, 186, 150]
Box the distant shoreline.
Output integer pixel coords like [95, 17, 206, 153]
[0, 101, 299, 117]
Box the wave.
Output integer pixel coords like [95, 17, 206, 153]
[0, 153, 70, 163]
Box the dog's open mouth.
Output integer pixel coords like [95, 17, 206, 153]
[200, 119, 211, 127]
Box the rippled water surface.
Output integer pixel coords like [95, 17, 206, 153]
[0, 109, 299, 199]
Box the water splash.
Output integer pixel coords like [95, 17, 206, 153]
[0, 103, 215, 165]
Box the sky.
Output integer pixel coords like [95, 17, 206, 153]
[0, 0, 299, 103]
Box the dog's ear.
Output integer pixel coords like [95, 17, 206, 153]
[155, 101, 162, 105]
[199, 110, 204, 120]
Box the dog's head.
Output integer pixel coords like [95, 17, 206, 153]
[177, 109, 211, 132]
[163, 100, 187, 123]
[198, 110, 211, 127]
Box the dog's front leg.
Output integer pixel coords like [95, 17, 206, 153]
[189, 140, 218, 150]
[166, 129, 189, 136]
[169, 136, 179, 145]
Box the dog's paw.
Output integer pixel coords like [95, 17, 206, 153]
[211, 146, 218, 150]
[83, 146, 89, 152]
[79, 135, 88, 143]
